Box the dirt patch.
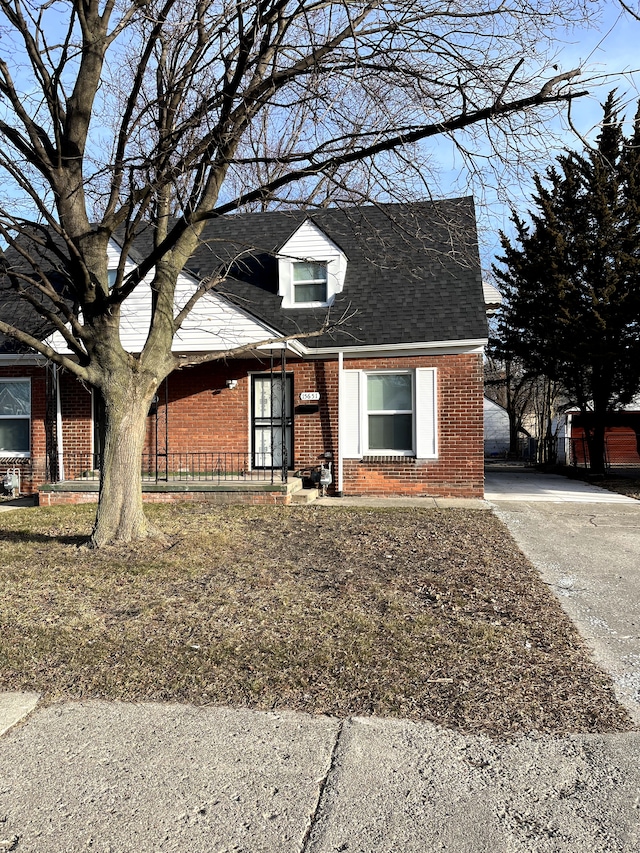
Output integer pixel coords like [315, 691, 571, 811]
[0, 504, 632, 737]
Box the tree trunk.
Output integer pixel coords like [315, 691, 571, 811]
[508, 414, 520, 456]
[90, 379, 158, 548]
[585, 413, 607, 478]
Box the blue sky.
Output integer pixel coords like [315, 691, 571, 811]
[558, 3, 640, 135]
[471, 2, 640, 270]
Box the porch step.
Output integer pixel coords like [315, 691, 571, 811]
[291, 487, 320, 505]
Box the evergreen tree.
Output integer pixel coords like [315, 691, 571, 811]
[492, 93, 640, 475]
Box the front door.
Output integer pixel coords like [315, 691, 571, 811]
[252, 374, 293, 469]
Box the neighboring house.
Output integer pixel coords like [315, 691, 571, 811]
[0, 197, 491, 503]
[483, 397, 511, 457]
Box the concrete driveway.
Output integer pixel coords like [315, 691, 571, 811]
[485, 469, 639, 504]
[486, 469, 640, 724]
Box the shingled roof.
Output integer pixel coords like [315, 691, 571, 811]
[184, 196, 487, 349]
[0, 196, 487, 355]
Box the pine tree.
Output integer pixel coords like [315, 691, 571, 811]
[492, 92, 640, 475]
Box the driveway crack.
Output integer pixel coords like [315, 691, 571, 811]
[299, 718, 345, 852]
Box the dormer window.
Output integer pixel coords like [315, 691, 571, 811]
[293, 261, 327, 304]
[277, 220, 347, 309]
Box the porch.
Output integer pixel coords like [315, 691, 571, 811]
[36, 451, 320, 506]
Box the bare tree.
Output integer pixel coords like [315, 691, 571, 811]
[484, 354, 536, 456]
[0, 0, 590, 546]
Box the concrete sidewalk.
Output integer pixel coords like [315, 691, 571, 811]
[0, 701, 639, 852]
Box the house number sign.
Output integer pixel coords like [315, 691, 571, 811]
[300, 392, 321, 401]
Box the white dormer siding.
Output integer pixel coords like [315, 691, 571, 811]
[277, 220, 347, 308]
[172, 274, 280, 352]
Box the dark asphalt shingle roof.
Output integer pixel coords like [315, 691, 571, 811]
[184, 197, 487, 348]
[0, 197, 487, 353]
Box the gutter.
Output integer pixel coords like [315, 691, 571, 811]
[291, 338, 488, 358]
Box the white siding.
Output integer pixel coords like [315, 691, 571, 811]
[47, 239, 280, 355]
[280, 220, 343, 259]
[173, 280, 279, 352]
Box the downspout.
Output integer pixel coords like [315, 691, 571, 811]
[55, 365, 65, 481]
[337, 351, 343, 495]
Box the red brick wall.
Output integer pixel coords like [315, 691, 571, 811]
[0, 365, 48, 492]
[340, 354, 484, 498]
[39, 488, 293, 506]
[155, 353, 484, 497]
[59, 372, 92, 480]
[156, 361, 249, 454]
[146, 359, 339, 469]
[3, 351, 484, 499]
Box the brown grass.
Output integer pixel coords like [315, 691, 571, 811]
[597, 474, 640, 501]
[0, 503, 632, 737]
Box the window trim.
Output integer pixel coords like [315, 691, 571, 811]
[364, 370, 415, 456]
[0, 377, 31, 458]
[342, 367, 438, 460]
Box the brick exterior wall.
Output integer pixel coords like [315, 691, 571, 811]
[0, 364, 49, 493]
[2, 351, 484, 500]
[340, 354, 484, 498]
[157, 353, 483, 498]
[39, 488, 293, 506]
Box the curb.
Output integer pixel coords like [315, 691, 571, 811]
[0, 692, 40, 736]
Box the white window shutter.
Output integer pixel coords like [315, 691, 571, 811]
[341, 370, 362, 458]
[277, 257, 291, 298]
[415, 368, 437, 458]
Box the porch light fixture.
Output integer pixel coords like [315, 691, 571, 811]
[226, 379, 238, 390]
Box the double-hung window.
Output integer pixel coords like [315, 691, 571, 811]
[293, 261, 327, 304]
[342, 368, 437, 459]
[0, 379, 31, 456]
[367, 373, 413, 452]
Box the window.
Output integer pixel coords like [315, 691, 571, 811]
[367, 373, 413, 452]
[0, 379, 31, 456]
[277, 220, 347, 308]
[293, 261, 327, 304]
[342, 368, 437, 459]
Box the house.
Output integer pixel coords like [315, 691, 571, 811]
[0, 197, 490, 503]
[483, 397, 511, 458]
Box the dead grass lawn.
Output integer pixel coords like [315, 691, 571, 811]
[598, 475, 640, 500]
[0, 504, 632, 737]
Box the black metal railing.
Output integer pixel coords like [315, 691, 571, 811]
[56, 452, 287, 484]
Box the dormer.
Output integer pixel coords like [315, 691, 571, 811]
[277, 220, 347, 308]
